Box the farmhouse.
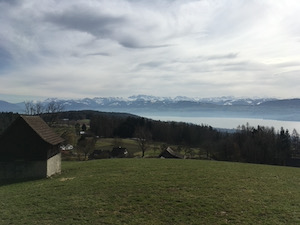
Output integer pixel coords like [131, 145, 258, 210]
[0, 115, 64, 179]
[159, 147, 184, 159]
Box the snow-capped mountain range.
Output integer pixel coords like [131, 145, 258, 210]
[43, 95, 276, 107]
[0, 95, 299, 121]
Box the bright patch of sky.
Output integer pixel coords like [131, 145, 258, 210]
[0, 0, 300, 102]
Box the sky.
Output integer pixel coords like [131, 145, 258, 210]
[0, 0, 300, 103]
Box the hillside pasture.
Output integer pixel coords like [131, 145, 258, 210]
[1, 159, 300, 224]
[95, 138, 166, 158]
[95, 138, 205, 158]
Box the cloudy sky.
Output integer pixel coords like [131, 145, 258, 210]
[0, 0, 300, 102]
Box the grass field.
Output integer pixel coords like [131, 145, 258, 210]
[1, 159, 300, 224]
[95, 138, 205, 158]
[95, 138, 167, 157]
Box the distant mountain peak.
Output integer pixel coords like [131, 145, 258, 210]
[1, 95, 299, 122]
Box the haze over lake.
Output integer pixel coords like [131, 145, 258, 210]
[140, 115, 300, 133]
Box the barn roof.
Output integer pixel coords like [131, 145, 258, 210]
[20, 115, 64, 145]
[160, 147, 184, 159]
[166, 147, 183, 158]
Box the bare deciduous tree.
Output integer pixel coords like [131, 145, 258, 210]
[45, 101, 64, 113]
[134, 127, 152, 158]
[24, 101, 44, 115]
[77, 136, 96, 160]
[35, 102, 44, 115]
[24, 101, 33, 115]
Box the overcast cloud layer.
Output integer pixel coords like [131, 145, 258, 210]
[0, 0, 300, 102]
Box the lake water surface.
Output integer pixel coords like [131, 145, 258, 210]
[140, 115, 300, 133]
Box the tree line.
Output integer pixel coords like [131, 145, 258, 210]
[90, 115, 300, 166]
[214, 124, 299, 165]
[24, 100, 64, 115]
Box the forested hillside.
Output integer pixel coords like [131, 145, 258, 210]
[0, 111, 299, 166]
[90, 114, 300, 166]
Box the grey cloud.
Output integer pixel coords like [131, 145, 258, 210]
[273, 61, 300, 68]
[44, 8, 126, 38]
[119, 40, 171, 49]
[137, 61, 165, 68]
[206, 53, 238, 60]
[218, 61, 267, 72]
[43, 3, 170, 49]
[44, 7, 143, 49]
[0, 0, 20, 5]
[199, 53, 238, 61]
[0, 46, 13, 71]
[119, 39, 171, 48]
[85, 52, 110, 57]
[117, 38, 142, 49]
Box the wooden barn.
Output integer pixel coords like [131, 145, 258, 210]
[159, 147, 183, 159]
[0, 115, 64, 179]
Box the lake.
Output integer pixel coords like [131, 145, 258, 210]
[139, 115, 300, 133]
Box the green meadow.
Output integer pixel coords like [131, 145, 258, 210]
[1, 159, 300, 224]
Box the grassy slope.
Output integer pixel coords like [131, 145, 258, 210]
[1, 159, 300, 224]
[95, 138, 166, 157]
[95, 138, 205, 158]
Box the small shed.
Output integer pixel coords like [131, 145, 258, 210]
[0, 115, 64, 179]
[159, 147, 183, 159]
